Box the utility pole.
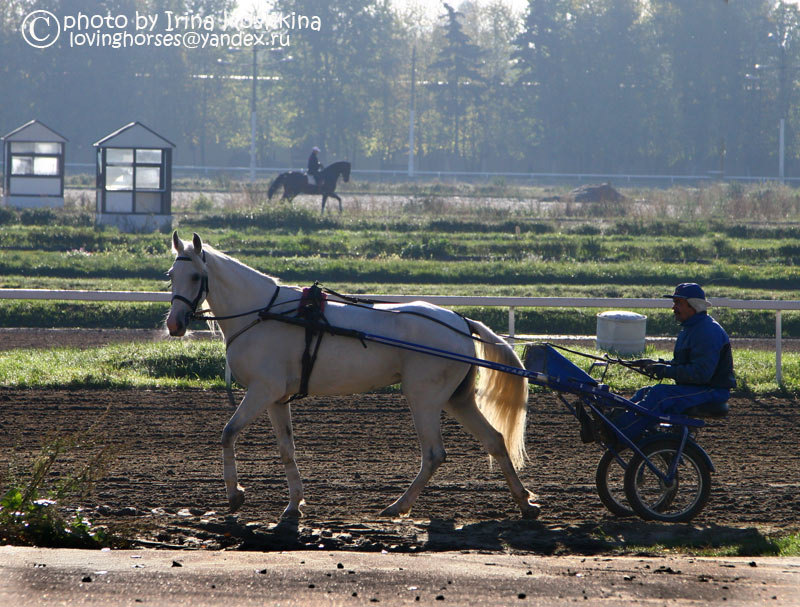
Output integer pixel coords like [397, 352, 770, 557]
[250, 46, 258, 183]
[408, 44, 416, 178]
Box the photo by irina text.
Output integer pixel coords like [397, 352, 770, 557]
[20, 9, 320, 50]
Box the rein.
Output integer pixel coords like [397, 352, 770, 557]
[545, 342, 661, 379]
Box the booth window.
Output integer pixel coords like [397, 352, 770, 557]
[10, 142, 61, 176]
[105, 148, 162, 191]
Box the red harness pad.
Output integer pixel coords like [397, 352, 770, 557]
[298, 285, 327, 315]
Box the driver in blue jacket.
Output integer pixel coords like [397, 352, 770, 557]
[619, 283, 735, 433]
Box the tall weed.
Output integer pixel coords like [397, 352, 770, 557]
[0, 409, 119, 547]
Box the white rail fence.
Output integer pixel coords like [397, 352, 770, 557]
[59, 162, 800, 186]
[2, 289, 798, 384]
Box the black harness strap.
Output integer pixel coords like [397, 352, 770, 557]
[224, 285, 281, 351]
[296, 284, 327, 399]
[258, 284, 369, 402]
[257, 309, 368, 343]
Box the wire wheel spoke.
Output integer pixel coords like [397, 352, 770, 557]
[624, 439, 711, 523]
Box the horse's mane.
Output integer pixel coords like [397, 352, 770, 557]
[202, 243, 280, 286]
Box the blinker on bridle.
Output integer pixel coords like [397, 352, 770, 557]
[171, 251, 208, 315]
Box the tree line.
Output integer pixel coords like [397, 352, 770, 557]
[2, 0, 799, 178]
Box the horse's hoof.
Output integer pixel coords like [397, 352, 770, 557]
[228, 487, 245, 513]
[281, 507, 303, 520]
[521, 502, 541, 520]
[379, 505, 399, 517]
[379, 504, 409, 518]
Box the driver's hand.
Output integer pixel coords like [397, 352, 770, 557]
[643, 362, 670, 379]
[627, 358, 656, 367]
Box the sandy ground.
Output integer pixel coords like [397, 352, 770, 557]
[1, 388, 799, 549]
[2, 547, 799, 606]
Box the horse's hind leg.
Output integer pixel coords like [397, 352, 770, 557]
[444, 393, 541, 519]
[380, 398, 446, 518]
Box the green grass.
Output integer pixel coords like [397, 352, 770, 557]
[1, 341, 798, 395]
[2, 202, 800, 336]
[774, 532, 800, 556]
[0, 341, 228, 389]
[608, 530, 800, 557]
[3, 248, 798, 292]
[2, 195, 800, 337]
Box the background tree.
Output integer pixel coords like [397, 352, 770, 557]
[459, 0, 521, 171]
[271, 0, 400, 166]
[511, 0, 574, 172]
[429, 2, 486, 168]
[2, 0, 800, 177]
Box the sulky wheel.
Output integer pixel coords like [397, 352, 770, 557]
[595, 450, 634, 517]
[596, 448, 677, 518]
[624, 438, 711, 523]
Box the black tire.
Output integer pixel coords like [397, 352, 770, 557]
[595, 450, 634, 517]
[624, 438, 711, 523]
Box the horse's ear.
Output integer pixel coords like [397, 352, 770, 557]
[192, 233, 203, 256]
[172, 231, 184, 254]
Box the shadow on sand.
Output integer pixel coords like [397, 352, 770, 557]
[149, 515, 779, 556]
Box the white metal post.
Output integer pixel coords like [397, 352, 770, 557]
[780, 118, 785, 183]
[508, 306, 516, 343]
[776, 310, 783, 385]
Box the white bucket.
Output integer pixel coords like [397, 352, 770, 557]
[596, 311, 647, 354]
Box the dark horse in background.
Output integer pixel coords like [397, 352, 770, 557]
[267, 161, 351, 213]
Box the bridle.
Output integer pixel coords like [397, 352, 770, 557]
[170, 252, 209, 315]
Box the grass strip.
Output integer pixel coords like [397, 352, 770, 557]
[1, 341, 798, 395]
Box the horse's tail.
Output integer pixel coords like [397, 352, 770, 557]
[467, 319, 529, 470]
[267, 174, 284, 200]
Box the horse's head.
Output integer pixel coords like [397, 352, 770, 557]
[342, 161, 351, 183]
[166, 231, 209, 337]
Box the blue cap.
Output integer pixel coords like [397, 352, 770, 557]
[664, 283, 707, 300]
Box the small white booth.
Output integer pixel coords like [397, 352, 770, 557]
[2, 120, 67, 208]
[94, 121, 174, 232]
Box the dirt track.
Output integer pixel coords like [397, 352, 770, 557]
[1, 385, 799, 553]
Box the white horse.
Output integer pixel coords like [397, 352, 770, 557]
[166, 232, 540, 520]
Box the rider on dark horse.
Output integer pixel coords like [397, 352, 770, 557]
[307, 146, 323, 188]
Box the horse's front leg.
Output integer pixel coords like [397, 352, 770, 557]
[333, 193, 342, 213]
[320, 195, 328, 214]
[265, 400, 305, 519]
[221, 386, 282, 513]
